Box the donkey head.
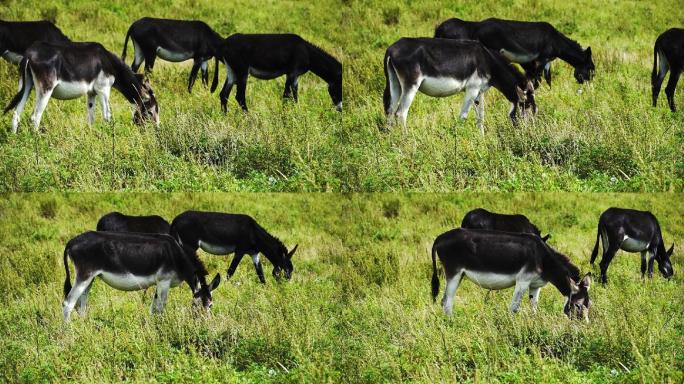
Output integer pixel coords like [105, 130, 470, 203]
[329, 78, 342, 112]
[574, 47, 595, 84]
[192, 274, 221, 311]
[132, 74, 160, 127]
[515, 80, 537, 117]
[272, 244, 298, 280]
[565, 273, 592, 322]
[657, 244, 675, 278]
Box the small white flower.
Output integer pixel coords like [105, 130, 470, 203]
[268, 369, 276, 376]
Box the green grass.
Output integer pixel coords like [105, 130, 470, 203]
[1, 1, 683, 191]
[1, 193, 682, 382]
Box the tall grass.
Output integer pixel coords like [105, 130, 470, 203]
[0, 193, 682, 382]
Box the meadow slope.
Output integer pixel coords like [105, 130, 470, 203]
[0, 193, 682, 382]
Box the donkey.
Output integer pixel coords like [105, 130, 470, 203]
[1, 20, 71, 90]
[434, 18, 595, 88]
[431, 228, 591, 321]
[652, 28, 684, 112]
[97, 212, 171, 234]
[461, 208, 550, 241]
[62, 231, 220, 321]
[0, 20, 70, 65]
[122, 17, 224, 93]
[383, 38, 535, 132]
[590, 207, 674, 284]
[171, 211, 298, 283]
[4, 42, 159, 133]
[211, 33, 342, 113]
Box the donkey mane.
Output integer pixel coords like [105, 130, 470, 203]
[253, 221, 286, 258]
[305, 41, 341, 80]
[547, 246, 580, 280]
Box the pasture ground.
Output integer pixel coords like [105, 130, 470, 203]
[0, 193, 682, 382]
[0, 0, 683, 192]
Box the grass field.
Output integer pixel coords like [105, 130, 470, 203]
[1, 1, 683, 192]
[0, 193, 682, 382]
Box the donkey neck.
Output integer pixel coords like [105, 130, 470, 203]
[254, 225, 286, 267]
[488, 58, 521, 103]
[110, 58, 144, 105]
[552, 33, 586, 68]
[306, 43, 341, 85]
[542, 252, 579, 296]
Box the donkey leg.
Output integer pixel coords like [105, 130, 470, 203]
[235, 74, 249, 112]
[599, 245, 619, 285]
[647, 250, 656, 278]
[226, 253, 245, 278]
[640, 251, 648, 280]
[63, 274, 95, 321]
[76, 280, 94, 316]
[201, 60, 209, 86]
[251, 253, 266, 284]
[219, 63, 236, 113]
[292, 76, 299, 102]
[130, 40, 145, 72]
[395, 82, 420, 127]
[442, 270, 463, 315]
[98, 88, 113, 122]
[528, 287, 541, 313]
[86, 93, 96, 125]
[143, 51, 157, 73]
[153, 281, 171, 313]
[510, 280, 531, 313]
[30, 86, 55, 131]
[11, 72, 33, 133]
[459, 88, 479, 121]
[652, 53, 669, 107]
[665, 67, 681, 112]
[188, 60, 201, 93]
[474, 92, 485, 134]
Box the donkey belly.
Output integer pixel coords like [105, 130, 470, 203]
[463, 269, 518, 290]
[248, 67, 284, 80]
[419, 76, 466, 97]
[198, 240, 236, 255]
[100, 271, 162, 291]
[2, 50, 23, 64]
[156, 47, 193, 62]
[52, 81, 91, 100]
[621, 235, 649, 252]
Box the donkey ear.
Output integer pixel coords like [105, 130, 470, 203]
[287, 244, 299, 259]
[541, 234, 550, 242]
[134, 73, 144, 83]
[581, 273, 592, 289]
[526, 80, 535, 92]
[585, 47, 592, 57]
[568, 277, 579, 294]
[667, 243, 674, 257]
[209, 274, 221, 291]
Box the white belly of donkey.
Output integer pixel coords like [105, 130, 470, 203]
[464, 270, 519, 290]
[156, 47, 193, 62]
[100, 271, 161, 291]
[621, 235, 649, 252]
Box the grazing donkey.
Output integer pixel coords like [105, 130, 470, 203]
[383, 38, 535, 132]
[211, 34, 342, 113]
[431, 228, 591, 321]
[122, 17, 224, 93]
[590, 208, 674, 284]
[0, 20, 71, 90]
[171, 211, 298, 283]
[0, 20, 70, 65]
[62, 231, 220, 321]
[97, 212, 171, 234]
[461, 208, 550, 241]
[4, 42, 159, 133]
[652, 28, 684, 112]
[434, 18, 595, 87]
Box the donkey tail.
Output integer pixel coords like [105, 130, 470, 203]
[121, 28, 131, 61]
[590, 223, 601, 265]
[431, 243, 440, 302]
[4, 58, 29, 114]
[651, 42, 659, 85]
[210, 56, 220, 93]
[63, 247, 72, 298]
